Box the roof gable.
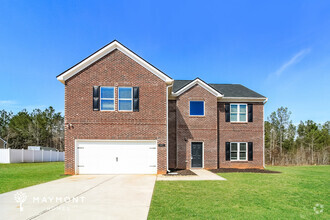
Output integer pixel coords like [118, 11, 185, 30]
[172, 80, 267, 102]
[57, 40, 173, 84]
[172, 78, 223, 97]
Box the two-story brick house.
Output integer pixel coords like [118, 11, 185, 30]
[57, 40, 267, 175]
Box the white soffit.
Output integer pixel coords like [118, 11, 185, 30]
[57, 40, 173, 84]
[220, 97, 268, 103]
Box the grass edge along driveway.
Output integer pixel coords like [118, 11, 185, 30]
[148, 166, 329, 219]
[0, 162, 65, 194]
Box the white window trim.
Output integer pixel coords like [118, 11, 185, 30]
[100, 87, 115, 111]
[118, 87, 133, 112]
[189, 100, 205, 116]
[230, 103, 247, 122]
[230, 142, 248, 161]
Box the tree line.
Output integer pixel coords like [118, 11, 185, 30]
[265, 107, 329, 165]
[0, 106, 329, 165]
[0, 107, 64, 151]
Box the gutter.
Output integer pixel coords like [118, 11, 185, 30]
[263, 98, 267, 168]
[166, 84, 173, 173]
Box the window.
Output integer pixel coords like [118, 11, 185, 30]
[100, 87, 115, 111]
[190, 101, 204, 116]
[230, 142, 247, 161]
[118, 87, 133, 111]
[230, 104, 247, 122]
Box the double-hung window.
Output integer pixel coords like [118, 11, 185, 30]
[100, 87, 115, 111]
[118, 87, 133, 111]
[230, 104, 247, 122]
[230, 142, 247, 161]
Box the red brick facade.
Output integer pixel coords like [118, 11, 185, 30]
[168, 87, 264, 170]
[61, 45, 264, 174]
[175, 85, 218, 169]
[218, 102, 264, 169]
[64, 49, 167, 174]
[168, 100, 177, 169]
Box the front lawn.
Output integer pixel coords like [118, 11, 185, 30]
[0, 162, 65, 194]
[149, 166, 329, 219]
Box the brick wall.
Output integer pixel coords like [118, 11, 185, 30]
[168, 100, 177, 169]
[64, 49, 167, 174]
[218, 102, 264, 168]
[175, 85, 218, 169]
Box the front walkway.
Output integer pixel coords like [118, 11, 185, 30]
[157, 169, 226, 181]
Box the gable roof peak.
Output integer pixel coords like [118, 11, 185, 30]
[172, 78, 224, 97]
[57, 40, 173, 84]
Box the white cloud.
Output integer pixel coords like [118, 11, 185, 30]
[0, 100, 17, 105]
[0, 101, 48, 113]
[274, 48, 311, 76]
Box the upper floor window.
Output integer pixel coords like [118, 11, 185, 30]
[118, 87, 133, 111]
[230, 142, 247, 161]
[230, 104, 247, 122]
[100, 87, 115, 111]
[190, 101, 204, 116]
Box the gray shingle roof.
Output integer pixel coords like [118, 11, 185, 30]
[173, 80, 265, 98]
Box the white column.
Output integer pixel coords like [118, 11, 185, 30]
[21, 148, 24, 163]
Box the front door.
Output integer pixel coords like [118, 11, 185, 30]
[191, 142, 203, 168]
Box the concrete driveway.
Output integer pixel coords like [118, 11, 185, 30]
[0, 175, 156, 220]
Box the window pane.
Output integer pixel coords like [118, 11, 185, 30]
[231, 152, 237, 160]
[100, 100, 114, 110]
[240, 152, 246, 160]
[231, 143, 238, 151]
[239, 114, 247, 122]
[119, 100, 132, 111]
[240, 143, 247, 151]
[230, 113, 238, 122]
[119, 88, 132, 99]
[231, 105, 238, 113]
[239, 105, 246, 113]
[101, 87, 114, 98]
[190, 101, 204, 116]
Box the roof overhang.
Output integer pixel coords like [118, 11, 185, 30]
[57, 40, 174, 84]
[172, 78, 224, 98]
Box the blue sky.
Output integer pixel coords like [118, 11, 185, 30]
[0, 0, 329, 124]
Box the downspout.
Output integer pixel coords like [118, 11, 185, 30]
[166, 84, 173, 173]
[263, 98, 268, 168]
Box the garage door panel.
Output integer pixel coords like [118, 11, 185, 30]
[76, 140, 157, 174]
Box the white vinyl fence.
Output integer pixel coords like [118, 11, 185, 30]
[0, 148, 64, 163]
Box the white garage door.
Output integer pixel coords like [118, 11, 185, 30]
[76, 140, 157, 174]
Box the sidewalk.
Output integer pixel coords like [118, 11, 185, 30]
[157, 169, 226, 181]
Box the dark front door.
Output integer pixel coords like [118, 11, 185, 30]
[191, 142, 203, 168]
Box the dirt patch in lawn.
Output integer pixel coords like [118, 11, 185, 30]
[164, 169, 197, 176]
[209, 168, 281, 174]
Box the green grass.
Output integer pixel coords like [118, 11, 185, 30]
[0, 162, 65, 194]
[149, 166, 329, 219]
